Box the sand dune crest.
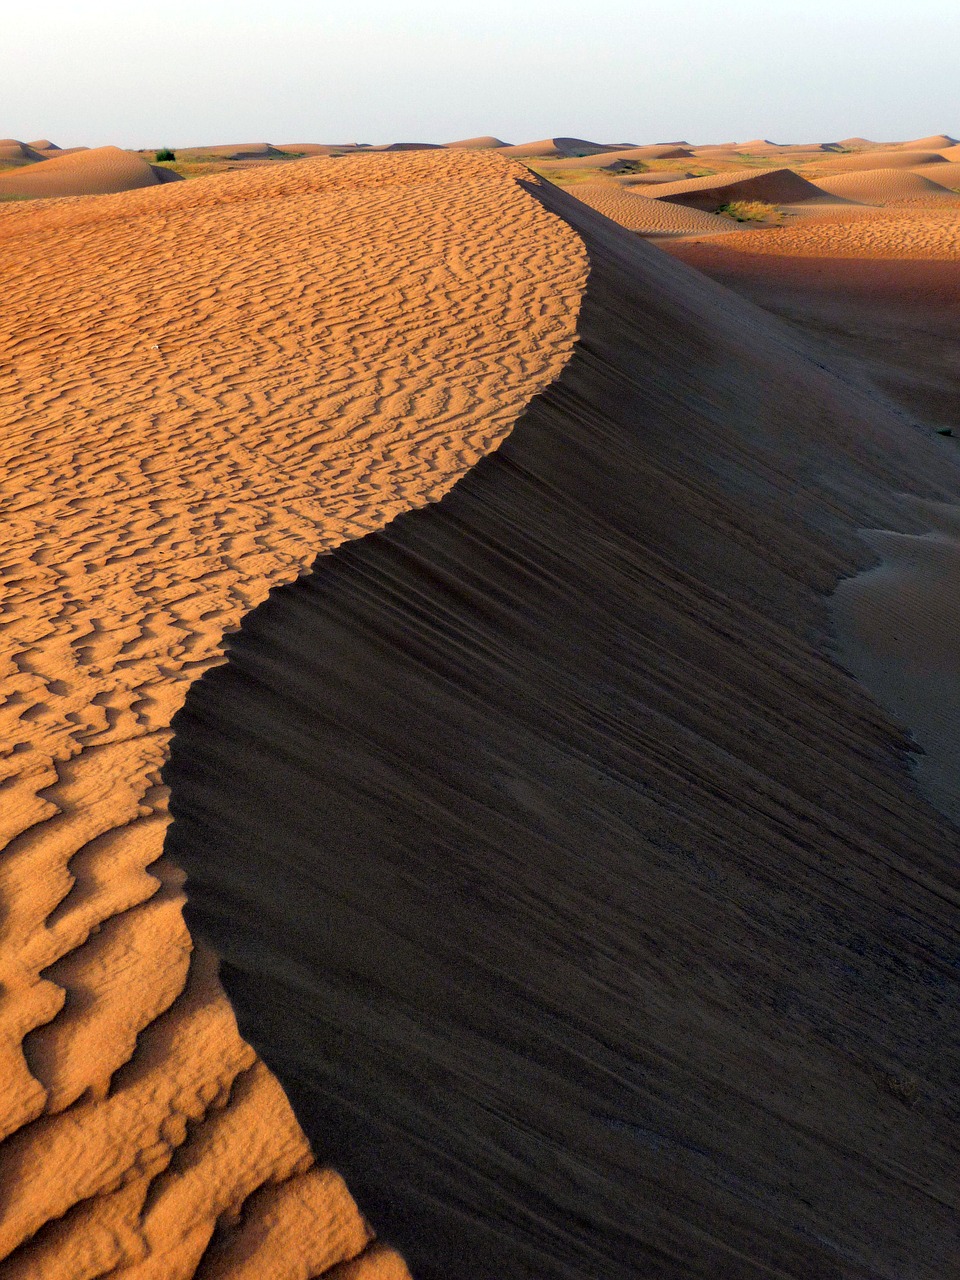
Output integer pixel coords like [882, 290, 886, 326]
[0, 151, 587, 1275]
[165, 176, 960, 1280]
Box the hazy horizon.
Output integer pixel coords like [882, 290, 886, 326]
[5, 0, 959, 150]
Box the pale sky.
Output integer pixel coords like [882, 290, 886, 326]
[4, 0, 958, 150]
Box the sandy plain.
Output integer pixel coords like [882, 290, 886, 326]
[1, 129, 960, 1278]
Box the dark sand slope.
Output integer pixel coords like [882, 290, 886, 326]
[165, 186, 960, 1279]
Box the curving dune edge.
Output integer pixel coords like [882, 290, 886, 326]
[165, 176, 960, 1278]
[0, 152, 587, 1277]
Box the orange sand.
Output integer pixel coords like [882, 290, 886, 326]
[163, 170, 960, 1280]
[0, 146, 174, 198]
[0, 150, 586, 1276]
[650, 167, 831, 209]
[813, 168, 960, 202]
[568, 181, 740, 236]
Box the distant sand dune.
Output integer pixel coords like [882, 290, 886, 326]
[0, 140, 47, 166]
[897, 133, 958, 149]
[443, 136, 509, 149]
[501, 137, 623, 158]
[812, 148, 950, 174]
[176, 142, 287, 159]
[814, 167, 960, 202]
[0, 146, 176, 197]
[569, 181, 740, 236]
[0, 151, 587, 1276]
[651, 166, 829, 209]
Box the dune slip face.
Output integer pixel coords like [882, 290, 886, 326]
[0, 151, 587, 1276]
[166, 182, 960, 1277]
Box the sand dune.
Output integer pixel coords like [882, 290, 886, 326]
[25, 139, 59, 151]
[165, 176, 960, 1280]
[0, 151, 586, 1276]
[569, 181, 739, 236]
[176, 142, 288, 159]
[910, 161, 960, 185]
[737, 139, 841, 154]
[501, 137, 622, 158]
[814, 167, 960, 202]
[276, 142, 352, 154]
[651, 166, 829, 208]
[623, 143, 693, 159]
[0, 145, 177, 197]
[837, 135, 878, 148]
[812, 148, 949, 174]
[897, 133, 958, 149]
[443, 136, 509, 149]
[0, 140, 47, 165]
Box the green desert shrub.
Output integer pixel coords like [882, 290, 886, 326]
[716, 199, 781, 223]
[156, 148, 176, 163]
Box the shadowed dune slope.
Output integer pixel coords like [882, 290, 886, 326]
[0, 141, 46, 165]
[0, 145, 175, 197]
[166, 182, 960, 1279]
[651, 167, 829, 208]
[501, 137, 621, 158]
[0, 152, 586, 1277]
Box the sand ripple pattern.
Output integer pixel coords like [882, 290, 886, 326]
[0, 151, 587, 1277]
[721, 199, 960, 259]
[568, 182, 739, 237]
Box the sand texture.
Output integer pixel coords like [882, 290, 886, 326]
[813, 167, 959, 202]
[0, 146, 176, 198]
[568, 181, 740, 236]
[650, 167, 828, 208]
[833, 499, 960, 825]
[0, 151, 586, 1276]
[165, 178, 960, 1279]
[811, 148, 951, 174]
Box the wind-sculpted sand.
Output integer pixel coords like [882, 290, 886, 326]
[649, 166, 829, 209]
[813, 167, 959, 202]
[166, 178, 960, 1278]
[567, 181, 739, 236]
[0, 150, 587, 1276]
[0, 146, 177, 198]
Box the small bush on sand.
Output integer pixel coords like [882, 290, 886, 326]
[156, 148, 176, 162]
[716, 199, 781, 223]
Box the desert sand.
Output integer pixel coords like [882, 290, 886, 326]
[0, 150, 585, 1276]
[0, 146, 179, 198]
[164, 165, 960, 1279]
[568, 181, 740, 236]
[3, 129, 960, 1279]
